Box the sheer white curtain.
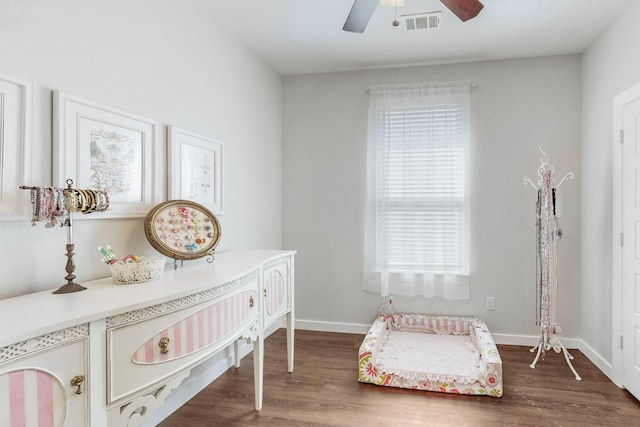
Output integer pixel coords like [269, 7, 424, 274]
[363, 81, 471, 299]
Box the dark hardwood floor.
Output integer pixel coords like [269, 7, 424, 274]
[160, 329, 640, 426]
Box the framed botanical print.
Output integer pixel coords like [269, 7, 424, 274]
[167, 126, 223, 214]
[0, 74, 31, 221]
[53, 91, 161, 218]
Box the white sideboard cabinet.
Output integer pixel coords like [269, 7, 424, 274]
[0, 250, 295, 427]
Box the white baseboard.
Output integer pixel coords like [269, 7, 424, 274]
[578, 340, 615, 384]
[296, 319, 581, 348]
[295, 319, 371, 334]
[491, 333, 583, 349]
[491, 333, 539, 347]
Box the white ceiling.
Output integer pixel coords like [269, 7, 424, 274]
[195, 0, 630, 76]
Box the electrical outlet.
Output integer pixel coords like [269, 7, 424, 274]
[485, 297, 496, 311]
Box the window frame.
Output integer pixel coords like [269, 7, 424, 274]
[363, 81, 471, 299]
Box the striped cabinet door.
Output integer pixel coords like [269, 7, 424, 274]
[0, 337, 87, 427]
[264, 269, 285, 317]
[0, 369, 67, 427]
[132, 290, 257, 364]
[263, 259, 291, 328]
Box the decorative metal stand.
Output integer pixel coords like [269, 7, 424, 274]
[20, 179, 89, 294]
[524, 146, 580, 380]
[55, 181, 86, 294]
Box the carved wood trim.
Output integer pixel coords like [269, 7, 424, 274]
[106, 270, 258, 329]
[0, 324, 89, 365]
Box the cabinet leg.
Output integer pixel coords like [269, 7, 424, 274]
[253, 335, 264, 411]
[286, 312, 295, 373]
[234, 340, 241, 368]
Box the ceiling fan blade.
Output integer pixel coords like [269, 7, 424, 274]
[440, 0, 484, 22]
[343, 0, 379, 33]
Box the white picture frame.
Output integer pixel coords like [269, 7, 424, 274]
[167, 126, 223, 214]
[0, 74, 31, 221]
[53, 91, 161, 219]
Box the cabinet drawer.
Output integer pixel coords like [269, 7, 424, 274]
[107, 284, 258, 403]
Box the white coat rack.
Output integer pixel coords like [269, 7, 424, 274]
[524, 146, 580, 380]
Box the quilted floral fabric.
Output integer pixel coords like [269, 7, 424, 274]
[358, 314, 503, 397]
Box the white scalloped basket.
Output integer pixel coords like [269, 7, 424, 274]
[110, 257, 165, 284]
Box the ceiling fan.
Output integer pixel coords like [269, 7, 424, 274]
[343, 0, 484, 33]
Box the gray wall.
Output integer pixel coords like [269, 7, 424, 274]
[283, 56, 582, 338]
[0, 0, 283, 299]
[581, 0, 640, 363]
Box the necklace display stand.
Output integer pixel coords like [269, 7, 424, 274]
[524, 147, 580, 380]
[20, 179, 102, 294]
[56, 180, 86, 294]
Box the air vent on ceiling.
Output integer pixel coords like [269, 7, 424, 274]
[402, 11, 442, 31]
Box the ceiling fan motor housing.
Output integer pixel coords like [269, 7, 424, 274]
[343, 0, 484, 33]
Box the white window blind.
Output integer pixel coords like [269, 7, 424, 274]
[363, 81, 470, 299]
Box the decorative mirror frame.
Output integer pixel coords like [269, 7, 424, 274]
[144, 200, 221, 261]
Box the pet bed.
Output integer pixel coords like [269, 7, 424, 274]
[358, 313, 503, 397]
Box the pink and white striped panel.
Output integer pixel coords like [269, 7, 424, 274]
[265, 269, 284, 316]
[132, 290, 256, 364]
[0, 369, 66, 427]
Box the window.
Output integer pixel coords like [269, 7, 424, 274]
[363, 81, 470, 299]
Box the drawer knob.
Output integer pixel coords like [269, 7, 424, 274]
[159, 337, 170, 354]
[70, 375, 84, 395]
[249, 295, 255, 308]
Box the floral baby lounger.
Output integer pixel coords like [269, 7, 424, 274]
[358, 313, 503, 397]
